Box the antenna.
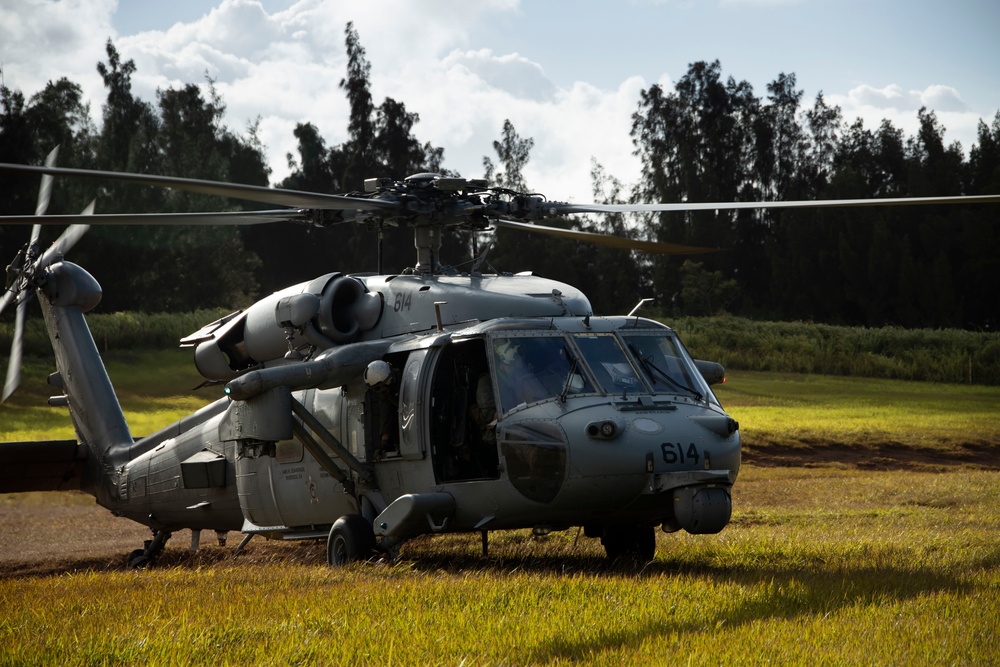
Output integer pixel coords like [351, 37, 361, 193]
[434, 301, 447, 331]
[627, 298, 653, 317]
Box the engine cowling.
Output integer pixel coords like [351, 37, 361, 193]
[185, 273, 383, 381]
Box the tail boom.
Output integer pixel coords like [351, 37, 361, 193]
[38, 262, 133, 504]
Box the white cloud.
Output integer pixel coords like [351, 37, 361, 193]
[90, 0, 577, 191]
[843, 84, 911, 109]
[829, 82, 978, 151]
[70, 0, 641, 201]
[444, 49, 556, 102]
[919, 85, 967, 113]
[5, 0, 993, 203]
[0, 0, 117, 111]
[836, 83, 967, 114]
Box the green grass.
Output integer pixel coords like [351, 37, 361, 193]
[0, 309, 231, 357]
[0, 349, 217, 441]
[2, 467, 998, 665]
[2, 334, 999, 664]
[714, 371, 1000, 451]
[5, 312, 1000, 383]
[671, 315, 1000, 385]
[4, 349, 999, 456]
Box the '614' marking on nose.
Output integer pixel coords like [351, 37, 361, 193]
[661, 442, 700, 465]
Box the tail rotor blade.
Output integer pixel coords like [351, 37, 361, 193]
[2, 298, 26, 402]
[1, 146, 64, 400]
[29, 146, 59, 249]
[34, 146, 59, 217]
[0, 290, 14, 318]
[39, 200, 93, 267]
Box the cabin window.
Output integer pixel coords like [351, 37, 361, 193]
[397, 350, 427, 459]
[274, 439, 303, 464]
[499, 420, 567, 504]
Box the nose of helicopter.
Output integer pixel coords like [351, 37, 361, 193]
[567, 402, 739, 478]
[498, 399, 740, 533]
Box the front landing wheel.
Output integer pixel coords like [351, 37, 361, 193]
[327, 515, 376, 566]
[601, 524, 656, 563]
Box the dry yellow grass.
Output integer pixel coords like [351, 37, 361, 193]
[2, 466, 999, 665]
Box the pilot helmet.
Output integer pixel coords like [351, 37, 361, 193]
[495, 340, 517, 365]
[364, 360, 393, 387]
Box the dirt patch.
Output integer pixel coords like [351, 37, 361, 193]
[3, 442, 998, 578]
[0, 494, 326, 578]
[742, 441, 1000, 471]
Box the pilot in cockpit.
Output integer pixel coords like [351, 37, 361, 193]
[493, 339, 545, 412]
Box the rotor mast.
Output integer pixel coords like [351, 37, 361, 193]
[413, 225, 443, 275]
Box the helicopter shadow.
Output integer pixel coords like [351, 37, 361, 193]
[518, 551, 1000, 663]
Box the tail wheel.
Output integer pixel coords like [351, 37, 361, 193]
[601, 524, 656, 563]
[327, 514, 376, 566]
[126, 530, 171, 569]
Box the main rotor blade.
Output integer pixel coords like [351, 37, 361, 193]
[494, 219, 716, 254]
[0, 209, 311, 226]
[0, 163, 401, 212]
[2, 297, 26, 402]
[549, 193, 1000, 215]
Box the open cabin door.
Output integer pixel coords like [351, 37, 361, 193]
[428, 338, 500, 482]
[396, 350, 428, 460]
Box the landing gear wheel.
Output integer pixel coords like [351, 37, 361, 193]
[127, 549, 147, 569]
[601, 524, 656, 563]
[327, 515, 376, 566]
[126, 530, 171, 569]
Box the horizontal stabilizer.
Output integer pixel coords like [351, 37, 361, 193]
[0, 439, 86, 493]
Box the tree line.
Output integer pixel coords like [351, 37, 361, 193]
[1, 26, 998, 329]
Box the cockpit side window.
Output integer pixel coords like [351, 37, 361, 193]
[492, 335, 593, 413]
[571, 333, 643, 394]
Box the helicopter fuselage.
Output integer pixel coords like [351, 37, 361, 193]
[117, 302, 739, 547]
[15, 262, 740, 562]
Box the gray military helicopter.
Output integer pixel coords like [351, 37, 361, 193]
[1, 152, 997, 567]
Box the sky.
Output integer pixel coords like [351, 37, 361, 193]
[2, 0, 999, 204]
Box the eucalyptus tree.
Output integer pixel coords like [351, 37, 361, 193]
[631, 61, 753, 313]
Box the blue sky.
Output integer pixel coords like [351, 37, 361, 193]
[3, 0, 998, 203]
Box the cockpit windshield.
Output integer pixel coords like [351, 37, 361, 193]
[571, 333, 642, 394]
[621, 332, 714, 404]
[489, 329, 715, 413]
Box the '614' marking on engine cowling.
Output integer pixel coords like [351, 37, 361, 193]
[393, 292, 412, 312]
[661, 442, 700, 465]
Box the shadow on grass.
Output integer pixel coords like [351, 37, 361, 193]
[13, 537, 995, 663]
[41, 535, 1000, 664]
[519, 551, 1000, 663]
[7, 529, 1000, 664]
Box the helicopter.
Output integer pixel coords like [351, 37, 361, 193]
[1, 151, 998, 567]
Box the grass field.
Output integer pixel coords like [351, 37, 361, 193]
[715, 372, 1000, 459]
[0, 349, 211, 441]
[2, 349, 999, 664]
[1, 466, 998, 665]
[3, 348, 1000, 454]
